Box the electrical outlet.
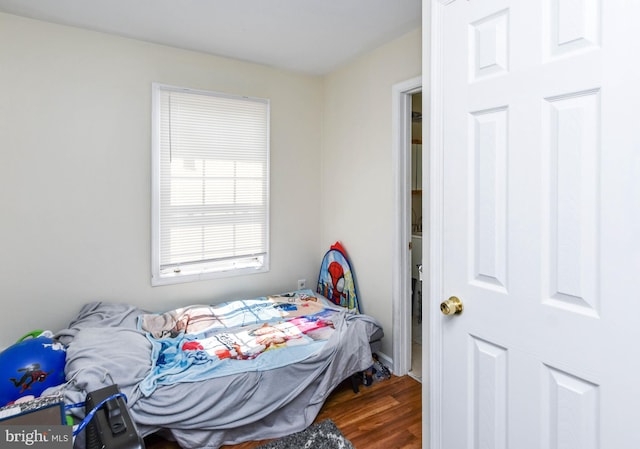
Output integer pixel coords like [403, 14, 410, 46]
[297, 279, 306, 289]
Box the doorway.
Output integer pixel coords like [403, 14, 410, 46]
[391, 76, 424, 379]
[410, 91, 423, 380]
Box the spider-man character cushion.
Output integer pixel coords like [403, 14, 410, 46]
[317, 241, 361, 313]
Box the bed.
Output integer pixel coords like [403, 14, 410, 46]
[52, 289, 384, 449]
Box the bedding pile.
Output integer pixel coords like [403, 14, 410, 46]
[52, 289, 383, 449]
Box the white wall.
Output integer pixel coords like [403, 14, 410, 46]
[0, 13, 323, 346]
[321, 29, 422, 356]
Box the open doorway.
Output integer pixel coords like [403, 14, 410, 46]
[410, 91, 423, 380]
[391, 76, 424, 380]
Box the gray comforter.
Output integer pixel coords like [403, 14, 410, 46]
[54, 301, 383, 448]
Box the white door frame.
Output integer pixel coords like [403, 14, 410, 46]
[391, 76, 422, 377]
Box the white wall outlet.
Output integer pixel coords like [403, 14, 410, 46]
[297, 279, 306, 289]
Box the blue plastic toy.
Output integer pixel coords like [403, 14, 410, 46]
[0, 334, 66, 407]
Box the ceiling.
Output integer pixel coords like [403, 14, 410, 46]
[0, 0, 422, 75]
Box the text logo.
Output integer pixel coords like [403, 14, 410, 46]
[0, 426, 71, 448]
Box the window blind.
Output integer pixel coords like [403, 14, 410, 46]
[153, 84, 269, 284]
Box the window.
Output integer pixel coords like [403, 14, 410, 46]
[151, 84, 270, 285]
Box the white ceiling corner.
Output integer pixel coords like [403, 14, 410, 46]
[0, 0, 422, 75]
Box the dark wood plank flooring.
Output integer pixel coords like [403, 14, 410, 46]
[145, 374, 422, 449]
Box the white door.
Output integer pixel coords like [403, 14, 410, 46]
[429, 0, 640, 448]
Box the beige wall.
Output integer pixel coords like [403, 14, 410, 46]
[321, 29, 422, 355]
[0, 11, 423, 360]
[0, 12, 323, 345]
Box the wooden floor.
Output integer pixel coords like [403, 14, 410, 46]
[145, 374, 422, 449]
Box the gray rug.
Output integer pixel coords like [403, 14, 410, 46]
[255, 419, 355, 449]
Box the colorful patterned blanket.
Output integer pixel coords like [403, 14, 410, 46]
[137, 290, 343, 394]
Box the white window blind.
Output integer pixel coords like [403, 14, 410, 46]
[152, 84, 270, 285]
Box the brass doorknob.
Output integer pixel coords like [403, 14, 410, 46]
[440, 296, 463, 315]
